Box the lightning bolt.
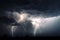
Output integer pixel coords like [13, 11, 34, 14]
[11, 26, 17, 37]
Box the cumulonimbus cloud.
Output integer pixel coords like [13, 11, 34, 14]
[6, 10, 60, 36]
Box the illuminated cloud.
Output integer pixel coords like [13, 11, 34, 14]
[12, 12, 30, 23]
[6, 10, 60, 36]
[12, 11, 60, 35]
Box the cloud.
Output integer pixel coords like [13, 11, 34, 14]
[6, 9, 60, 36]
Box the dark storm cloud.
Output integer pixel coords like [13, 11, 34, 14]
[0, 0, 60, 17]
[0, 0, 60, 37]
[1, 1, 60, 12]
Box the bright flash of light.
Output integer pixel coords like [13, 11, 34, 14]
[28, 17, 45, 35]
[12, 12, 30, 23]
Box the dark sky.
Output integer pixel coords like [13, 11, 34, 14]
[0, 0, 60, 37]
[0, 0, 60, 16]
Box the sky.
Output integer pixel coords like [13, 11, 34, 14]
[0, 0, 60, 37]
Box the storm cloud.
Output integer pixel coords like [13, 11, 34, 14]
[0, 0, 60, 37]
